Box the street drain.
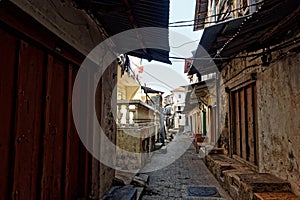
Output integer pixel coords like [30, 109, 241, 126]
[187, 186, 221, 197]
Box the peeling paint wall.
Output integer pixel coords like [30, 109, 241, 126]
[257, 51, 300, 195]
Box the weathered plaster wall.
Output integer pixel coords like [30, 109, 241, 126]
[98, 62, 118, 197]
[10, 0, 107, 55]
[257, 51, 300, 195]
[218, 55, 261, 154]
[218, 46, 300, 195]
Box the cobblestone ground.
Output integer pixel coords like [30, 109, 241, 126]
[140, 134, 232, 200]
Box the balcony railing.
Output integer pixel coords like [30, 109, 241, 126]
[116, 100, 162, 170]
[117, 100, 160, 126]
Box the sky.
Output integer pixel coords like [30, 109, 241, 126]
[169, 0, 202, 43]
[138, 0, 203, 95]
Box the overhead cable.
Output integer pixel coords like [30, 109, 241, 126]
[169, 1, 264, 28]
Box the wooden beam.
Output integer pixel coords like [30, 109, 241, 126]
[259, 5, 300, 43]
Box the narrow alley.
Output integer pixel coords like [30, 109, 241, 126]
[0, 0, 299, 200]
[140, 133, 232, 200]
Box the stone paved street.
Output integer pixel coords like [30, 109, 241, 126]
[140, 133, 232, 200]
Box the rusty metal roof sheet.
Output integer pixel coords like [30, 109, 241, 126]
[77, 0, 171, 64]
[220, 0, 300, 57]
[195, 0, 300, 62]
[192, 16, 246, 73]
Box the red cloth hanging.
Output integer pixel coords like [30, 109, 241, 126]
[184, 59, 192, 73]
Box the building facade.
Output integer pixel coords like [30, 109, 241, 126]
[192, 0, 300, 198]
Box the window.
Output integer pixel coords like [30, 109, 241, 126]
[230, 82, 258, 165]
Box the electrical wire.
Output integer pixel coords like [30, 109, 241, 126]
[142, 70, 175, 90]
[169, 1, 263, 28]
[170, 40, 200, 48]
[170, 56, 229, 60]
[124, 37, 300, 94]
[169, 1, 264, 25]
[128, 59, 175, 91]
[123, 61, 176, 105]
[169, 36, 300, 61]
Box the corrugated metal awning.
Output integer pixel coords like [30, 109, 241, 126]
[192, 17, 246, 74]
[76, 0, 171, 64]
[220, 0, 300, 57]
[193, 0, 300, 69]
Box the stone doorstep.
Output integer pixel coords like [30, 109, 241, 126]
[137, 174, 149, 183]
[206, 154, 247, 181]
[222, 169, 256, 193]
[205, 154, 296, 200]
[253, 192, 300, 200]
[232, 173, 292, 200]
[238, 173, 291, 193]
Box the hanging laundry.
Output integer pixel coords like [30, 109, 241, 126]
[188, 74, 193, 83]
[184, 59, 192, 73]
[124, 54, 131, 76]
[137, 65, 144, 73]
[117, 54, 127, 77]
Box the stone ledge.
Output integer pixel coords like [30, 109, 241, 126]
[205, 154, 294, 200]
[237, 173, 291, 200]
[223, 169, 256, 200]
[253, 192, 300, 200]
[206, 154, 251, 182]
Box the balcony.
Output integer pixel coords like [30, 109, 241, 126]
[116, 100, 162, 170]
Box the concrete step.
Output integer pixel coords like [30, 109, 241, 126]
[137, 173, 149, 183]
[254, 192, 300, 200]
[101, 185, 137, 200]
[132, 176, 147, 187]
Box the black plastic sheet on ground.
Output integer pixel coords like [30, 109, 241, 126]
[187, 186, 221, 197]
